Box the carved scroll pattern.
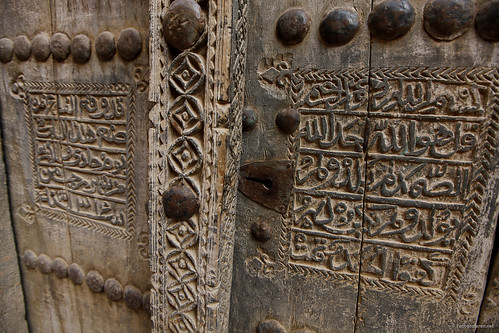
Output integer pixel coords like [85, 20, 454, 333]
[15, 76, 136, 240]
[149, 0, 244, 331]
[259, 58, 499, 301]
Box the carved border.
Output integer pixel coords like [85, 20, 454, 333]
[19, 78, 136, 241]
[148, 0, 245, 331]
[272, 64, 499, 298]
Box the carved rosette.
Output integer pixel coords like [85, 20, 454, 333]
[149, 0, 247, 331]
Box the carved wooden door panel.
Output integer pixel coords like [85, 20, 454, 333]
[0, 0, 152, 332]
[228, 0, 499, 332]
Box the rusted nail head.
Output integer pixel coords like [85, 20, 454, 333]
[368, 0, 416, 40]
[163, 0, 206, 51]
[242, 106, 258, 132]
[475, 0, 499, 41]
[276, 8, 311, 45]
[320, 9, 360, 46]
[162, 184, 199, 220]
[276, 108, 300, 134]
[32, 33, 51, 61]
[251, 221, 273, 242]
[423, 0, 474, 41]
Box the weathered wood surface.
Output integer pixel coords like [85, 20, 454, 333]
[0, 0, 151, 331]
[0, 135, 29, 333]
[229, 0, 499, 332]
[478, 242, 499, 330]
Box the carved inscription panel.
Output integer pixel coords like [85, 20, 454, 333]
[14, 77, 136, 240]
[260, 58, 498, 297]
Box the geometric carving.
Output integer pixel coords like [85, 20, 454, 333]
[169, 52, 205, 95]
[17, 76, 136, 240]
[168, 95, 203, 135]
[167, 137, 203, 177]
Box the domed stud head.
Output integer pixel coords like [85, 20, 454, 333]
[258, 319, 286, 333]
[162, 0, 206, 51]
[162, 184, 199, 220]
[276, 108, 300, 134]
[0, 38, 14, 63]
[475, 0, 499, 41]
[423, 0, 474, 41]
[368, 0, 416, 40]
[320, 9, 360, 46]
[242, 106, 258, 132]
[276, 8, 311, 45]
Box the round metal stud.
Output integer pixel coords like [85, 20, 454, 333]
[162, 0, 206, 51]
[258, 319, 286, 333]
[31, 33, 51, 61]
[117, 28, 142, 60]
[13, 35, 31, 60]
[95, 31, 116, 61]
[162, 184, 199, 220]
[423, 0, 474, 41]
[24, 250, 38, 269]
[36, 254, 52, 274]
[68, 263, 85, 285]
[319, 9, 360, 46]
[276, 8, 311, 45]
[0, 38, 14, 63]
[71, 34, 91, 63]
[124, 285, 143, 309]
[86, 270, 105, 293]
[276, 108, 300, 134]
[104, 278, 123, 301]
[368, 0, 416, 40]
[475, 0, 499, 41]
[142, 292, 152, 316]
[52, 258, 68, 278]
[242, 106, 258, 132]
[251, 221, 272, 242]
[50, 32, 71, 61]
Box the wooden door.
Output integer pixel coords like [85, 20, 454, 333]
[0, 1, 151, 332]
[226, 0, 499, 332]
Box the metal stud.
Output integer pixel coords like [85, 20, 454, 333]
[52, 258, 68, 278]
[117, 28, 142, 60]
[276, 8, 311, 45]
[276, 108, 300, 134]
[86, 270, 105, 293]
[104, 278, 123, 301]
[162, 184, 199, 220]
[50, 32, 71, 61]
[251, 221, 272, 242]
[124, 285, 143, 309]
[95, 31, 116, 61]
[71, 34, 91, 63]
[423, 0, 474, 41]
[320, 9, 360, 46]
[475, 0, 499, 41]
[368, 0, 415, 40]
[163, 0, 206, 51]
[36, 254, 52, 274]
[32, 33, 51, 61]
[13, 35, 30, 61]
[68, 263, 85, 285]
[242, 106, 258, 132]
[23, 250, 38, 269]
[0, 38, 14, 63]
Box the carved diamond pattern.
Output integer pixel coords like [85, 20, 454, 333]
[166, 219, 198, 249]
[167, 281, 196, 310]
[169, 53, 205, 94]
[169, 95, 203, 135]
[168, 314, 197, 333]
[167, 137, 203, 177]
[166, 250, 198, 283]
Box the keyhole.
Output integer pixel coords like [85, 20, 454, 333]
[246, 176, 274, 190]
